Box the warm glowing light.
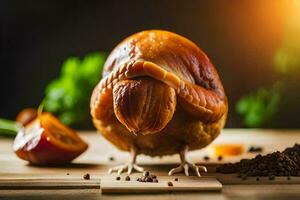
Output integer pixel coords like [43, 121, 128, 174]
[273, 0, 300, 74]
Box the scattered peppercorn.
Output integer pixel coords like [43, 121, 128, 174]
[66, 173, 70, 175]
[174, 178, 178, 181]
[150, 174, 157, 179]
[143, 171, 150, 177]
[109, 156, 115, 161]
[137, 171, 159, 183]
[125, 176, 130, 181]
[218, 156, 223, 161]
[168, 182, 173, 186]
[204, 156, 210, 161]
[83, 173, 90, 180]
[146, 177, 152, 182]
[116, 176, 121, 181]
[248, 146, 263, 153]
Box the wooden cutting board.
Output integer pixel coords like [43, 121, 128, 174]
[0, 179, 100, 190]
[2, 130, 300, 194]
[100, 178, 222, 194]
[0, 174, 222, 193]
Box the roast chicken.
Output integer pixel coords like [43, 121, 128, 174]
[90, 30, 228, 176]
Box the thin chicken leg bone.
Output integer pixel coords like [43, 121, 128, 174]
[168, 145, 207, 176]
[108, 147, 144, 175]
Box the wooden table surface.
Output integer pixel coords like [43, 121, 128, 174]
[1, 129, 300, 199]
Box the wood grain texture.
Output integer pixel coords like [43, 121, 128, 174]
[1, 129, 300, 198]
[101, 178, 222, 194]
[0, 179, 100, 190]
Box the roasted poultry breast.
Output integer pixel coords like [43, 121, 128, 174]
[90, 30, 228, 176]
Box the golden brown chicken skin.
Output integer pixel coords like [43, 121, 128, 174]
[91, 30, 228, 176]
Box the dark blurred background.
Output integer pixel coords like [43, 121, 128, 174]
[1, 0, 300, 128]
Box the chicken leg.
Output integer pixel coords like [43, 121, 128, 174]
[168, 145, 207, 176]
[108, 146, 144, 175]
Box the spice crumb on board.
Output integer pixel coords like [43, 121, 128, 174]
[174, 178, 178, 181]
[168, 182, 173, 186]
[137, 171, 159, 183]
[83, 173, 90, 180]
[218, 156, 223, 161]
[125, 176, 130, 181]
[217, 143, 300, 178]
[248, 146, 263, 153]
[203, 156, 210, 161]
[116, 176, 121, 181]
[108, 156, 115, 161]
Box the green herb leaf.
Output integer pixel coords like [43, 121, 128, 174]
[236, 86, 281, 128]
[44, 52, 106, 126]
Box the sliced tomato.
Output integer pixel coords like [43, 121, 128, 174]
[16, 108, 37, 126]
[13, 113, 88, 165]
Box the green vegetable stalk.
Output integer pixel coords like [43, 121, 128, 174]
[0, 118, 20, 137]
[44, 52, 106, 127]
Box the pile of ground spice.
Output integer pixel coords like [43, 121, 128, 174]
[216, 144, 300, 177]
